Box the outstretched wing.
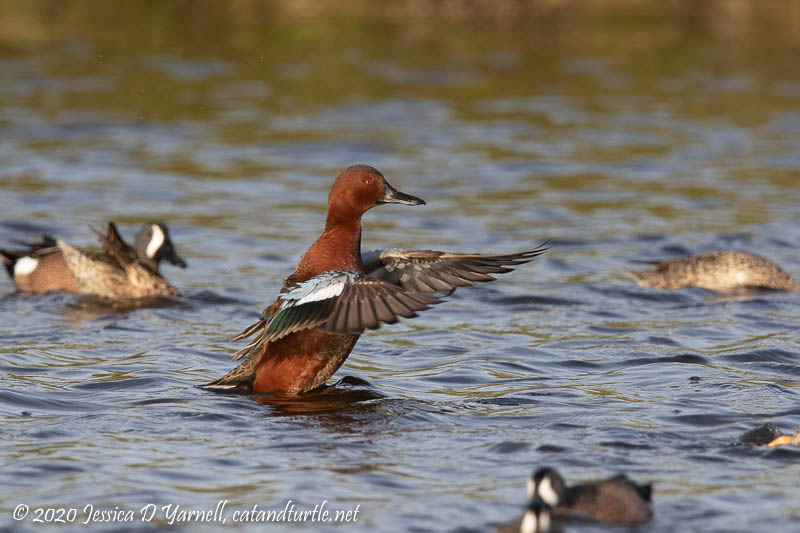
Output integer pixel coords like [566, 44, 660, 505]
[362, 245, 548, 293]
[230, 270, 440, 361]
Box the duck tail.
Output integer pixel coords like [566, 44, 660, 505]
[11, 235, 58, 251]
[636, 482, 653, 502]
[623, 268, 662, 288]
[0, 249, 19, 277]
[201, 354, 258, 393]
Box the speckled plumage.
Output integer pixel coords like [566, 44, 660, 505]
[2, 222, 185, 297]
[626, 250, 800, 292]
[0, 237, 79, 294]
[58, 222, 185, 299]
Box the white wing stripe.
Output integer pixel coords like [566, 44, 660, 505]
[294, 280, 346, 306]
[279, 271, 359, 309]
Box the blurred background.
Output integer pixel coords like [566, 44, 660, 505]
[1, 1, 799, 532]
[2, 0, 798, 248]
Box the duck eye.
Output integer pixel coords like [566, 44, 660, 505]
[364, 179, 373, 185]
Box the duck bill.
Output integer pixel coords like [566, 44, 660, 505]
[379, 181, 425, 206]
[164, 247, 187, 268]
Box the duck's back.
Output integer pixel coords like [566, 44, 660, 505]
[57, 228, 180, 300]
[566, 476, 652, 525]
[629, 250, 799, 291]
[57, 240, 134, 297]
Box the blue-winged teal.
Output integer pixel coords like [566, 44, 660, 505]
[626, 250, 799, 292]
[203, 165, 547, 395]
[1, 222, 186, 299]
[529, 467, 652, 525]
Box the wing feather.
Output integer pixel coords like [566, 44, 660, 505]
[363, 244, 548, 293]
[231, 319, 264, 342]
[384, 292, 415, 317]
[231, 270, 442, 351]
[356, 285, 380, 330]
[229, 245, 547, 361]
[345, 286, 361, 333]
[372, 292, 398, 324]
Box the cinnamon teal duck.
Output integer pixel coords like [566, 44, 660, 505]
[203, 164, 547, 395]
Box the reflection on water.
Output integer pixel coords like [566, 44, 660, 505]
[245, 377, 385, 417]
[2, 1, 800, 532]
[62, 296, 186, 323]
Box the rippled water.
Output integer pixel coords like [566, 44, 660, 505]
[2, 3, 800, 532]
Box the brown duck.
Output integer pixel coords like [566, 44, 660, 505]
[1, 222, 186, 298]
[626, 250, 800, 292]
[56, 222, 186, 299]
[204, 165, 547, 395]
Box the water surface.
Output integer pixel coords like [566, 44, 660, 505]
[1, 2, 800, 532]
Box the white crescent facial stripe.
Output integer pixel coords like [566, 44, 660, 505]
[146, 224, 165, 259]
[536, 477, 559, 507]
[14, 256, 39, 276]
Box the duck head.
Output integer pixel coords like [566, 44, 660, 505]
[529, 468, 567, 508]
[135, 222, 187, 271]
[326, 165, 424, 225]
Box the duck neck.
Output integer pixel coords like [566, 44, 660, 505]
[138, 256, 159, 273]
[297, 216, 363, 278]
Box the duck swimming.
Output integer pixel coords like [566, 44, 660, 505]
[57, 222, 186, 299]
[625, 250, 800, 292]
[529, 467, 652, 525]
[204, 165, 546, 395]
[2, 222, 186, 298]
